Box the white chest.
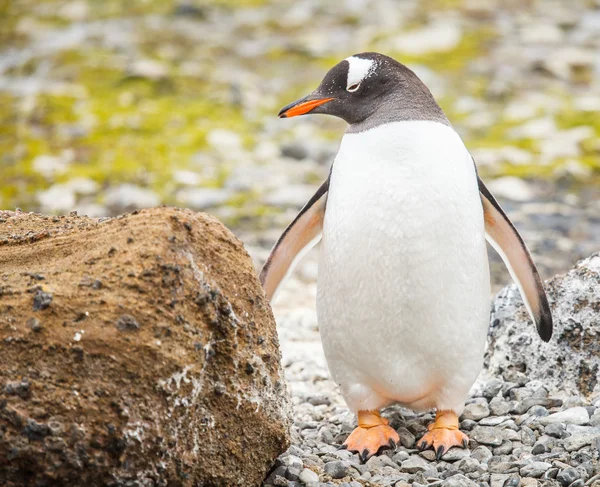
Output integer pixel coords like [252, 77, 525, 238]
[316, 121, 491, 411]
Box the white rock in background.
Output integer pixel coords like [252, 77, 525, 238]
[37, 184, 76, 213]
[176, 187, 231, 210]
[391, 21, 462, 55]
[127, 59, 169, 80]
[173, 170, 202, 186]
[65, 177, 99, 195]
[539, 127, 594, 162]
[542, 47, 595, 80]
[32, 153, 72, 178]
[206, 129, 243, 152]
[487, 177, 535, 202]
[520, 23, 564, 43]
[104, 184, 160, 211]
[509, 117, 557, 140]
[72, 203, 108, 218]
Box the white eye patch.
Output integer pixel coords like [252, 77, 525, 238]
[345, 56, 375, 91]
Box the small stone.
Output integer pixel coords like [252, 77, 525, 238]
[441, 447, 471, 462]
[531, 439, 551, 454]
[286, 467, 301, 481]
[521, 425, 536, 446]
[489, 397, 511, 416]
[563, 428, 600, 451]
[519, 461, 552, 478]
[544, 422, 566, 438]
[33, 290, 53, 311]
[298, 468, 319, 484]
[556, 467, 580, 486]
[539, 407, 589, 426]
[441, 473, 478, 487]
[512, 397, 562, 415]
[324, 460, 350, 479]
[401, 455, 430, 473]
[27, 317, 42, 332]
[462, 403, 490, 421]
[456, 457, 481, 474]
[471, 446, 493, 464]
[392, 451, 410, 464]
[279, 455, 303, 469]
[470, 426, 503, 446]
[116, 314, 140, 331]
[397, 426, 415, 448]
[493, 440, 513, 455]
[480, 378, 503, 400]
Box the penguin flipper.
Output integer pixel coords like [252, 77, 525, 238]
[260, 178, 329, 302]
[478, 177, 553, 341]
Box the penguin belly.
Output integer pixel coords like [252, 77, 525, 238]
[317, 121, 491, 415]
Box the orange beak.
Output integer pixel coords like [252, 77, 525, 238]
[278, 97, 335, 118]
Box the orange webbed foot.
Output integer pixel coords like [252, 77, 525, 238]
[341, 411, 400, 462]
[417, 410, 468, 460]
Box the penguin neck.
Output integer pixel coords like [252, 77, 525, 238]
[346, 88, 450, 135]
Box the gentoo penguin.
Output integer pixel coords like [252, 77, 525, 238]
[261, 52, 553, 461]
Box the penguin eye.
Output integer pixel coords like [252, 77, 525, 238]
[347, 83, 361, 92]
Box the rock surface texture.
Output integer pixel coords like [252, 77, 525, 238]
[0, 208, 290, 487]
[486, 252, 600, 400]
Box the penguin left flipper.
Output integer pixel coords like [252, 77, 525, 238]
[260, 178, 329, 301]
[478, 176, 553, 342]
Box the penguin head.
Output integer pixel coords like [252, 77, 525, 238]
[278, 52, 445, 129]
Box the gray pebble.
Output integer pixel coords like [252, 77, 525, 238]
[520, 425, 536, 446]
[298, 468, 319, 484]
[26, 317, 42, 332]
[471, 445, 493, 464]
[323, 460, 350, 479]
[397, 426, 415, 448]
[492, 440, 513, 455]
[441, 473, 479, 487]
[392, 450, 410, 464]
[519, 461, 552, 478]
[456, 457, 481, 474]
[470, 426, 503, 446]
[462, 403, 490, 421]
[544, 422, 566, 438]
[556, 467, 580, 486]
[489, 397, 511, 416]
[480, 378, 504, 400]
[441, 447, 471, 462]
[401, 455, 430, 473]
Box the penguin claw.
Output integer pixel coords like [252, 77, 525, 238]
[418, 428, 469, 460]
[342, 424, 400, 463]
[435, 445, 445, 461]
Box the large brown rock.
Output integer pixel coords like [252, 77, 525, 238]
[0, 208, 290, 486]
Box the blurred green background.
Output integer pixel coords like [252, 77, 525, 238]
[1, 0, 599, 235]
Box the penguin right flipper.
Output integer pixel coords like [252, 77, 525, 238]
[260, 178, 329, 302]
[478, 177, 553, 341]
